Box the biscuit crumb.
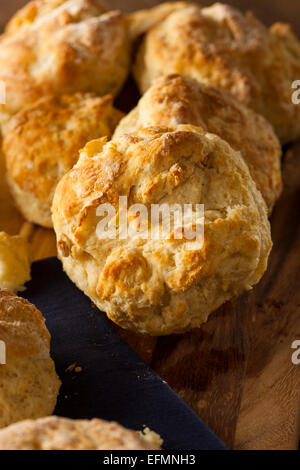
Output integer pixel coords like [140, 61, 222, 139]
[139, 426, 163, 448]
[65, 363, 77, 373]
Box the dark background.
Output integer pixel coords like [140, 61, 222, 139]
[0, 0, 299, 34]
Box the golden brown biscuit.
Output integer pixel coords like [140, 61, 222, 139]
[0, 416, 161, 450]
[115, 74, 282, 213]
[4, 93, 123, 228]
[0, 0, 130, 128]
[133, 2, 300, 144]
[4, 0, 107, 35]
[127, 1, 189, 40]
[0, 232, 31, 292]
[52, 125, 272, 336]
[0, 289, 61, 428]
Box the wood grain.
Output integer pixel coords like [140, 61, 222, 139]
[234, 146, 300, 450]
[0, 0, 299, 450]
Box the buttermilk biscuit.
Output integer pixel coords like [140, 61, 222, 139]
[4, 0, 107, 34]
[4, 93, 123, 228]
[133, 2, 300, 144]
[0, 0, 130, 129]
[0, 289, 61, 428]
[52, 125, 272, 336]
[0, 232, 31, 292]
[0, 416, 161, 450]
[115, 74, 282, 213]
[127, 2, 189, 40]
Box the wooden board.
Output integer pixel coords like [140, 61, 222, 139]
[0, 0, 300, 450]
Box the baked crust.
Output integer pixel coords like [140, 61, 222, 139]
[0, 0, 130, 128]
[0, 416, 161, 450]
[0, 289, 61, 428]
[115, 74, 282, 213]
[0, 232, 31, 292]
[4, 0, 107, 35]
[52, 125, 272, 336]
[127, 1, 189, 40]
[133, 2, 300, 144]
[4, 93, 123, 227]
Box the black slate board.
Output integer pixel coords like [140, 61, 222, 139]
[22, 257, 226, 450]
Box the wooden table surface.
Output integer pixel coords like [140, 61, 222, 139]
[0, 0, 300, 450]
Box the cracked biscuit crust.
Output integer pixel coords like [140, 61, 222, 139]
[0, 0, 130, 128]
[115, 74, 282, 213]
[0, 289, 61, 428]
[52, 125, 271, 336]
[4, 92, 123, 228]
[0, 416, 161, 450]
[133, 2, 300, 144]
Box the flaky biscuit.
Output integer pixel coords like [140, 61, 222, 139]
[0, 289, 61, 428]
[52, 125, 272, 336]
[0, 232, 31, 292]
[127, 1, 189, 40]
[4, 0, 107, 35]
[0, 0, 130, 128]
[4, 93, 123, 228]
[0, 416, 161, 450]
[115, 74, 282, 213]
[133, 2, 300, 144]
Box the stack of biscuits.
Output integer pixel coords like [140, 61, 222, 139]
[0, 0, 299, 449]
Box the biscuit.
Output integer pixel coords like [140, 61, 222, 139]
[4, 0, 107, 35]
[0, 416, 161, 450]
[0, 0, 130, 129]
[0, 289, 61, 428]
[115, 74, 282, 213]
[4, 93, 123, 228]
[0, 232, 31, 292]
[133, 2, 300, 144]
[52, 125, 272, 336]
[127, 1, 189, 40]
